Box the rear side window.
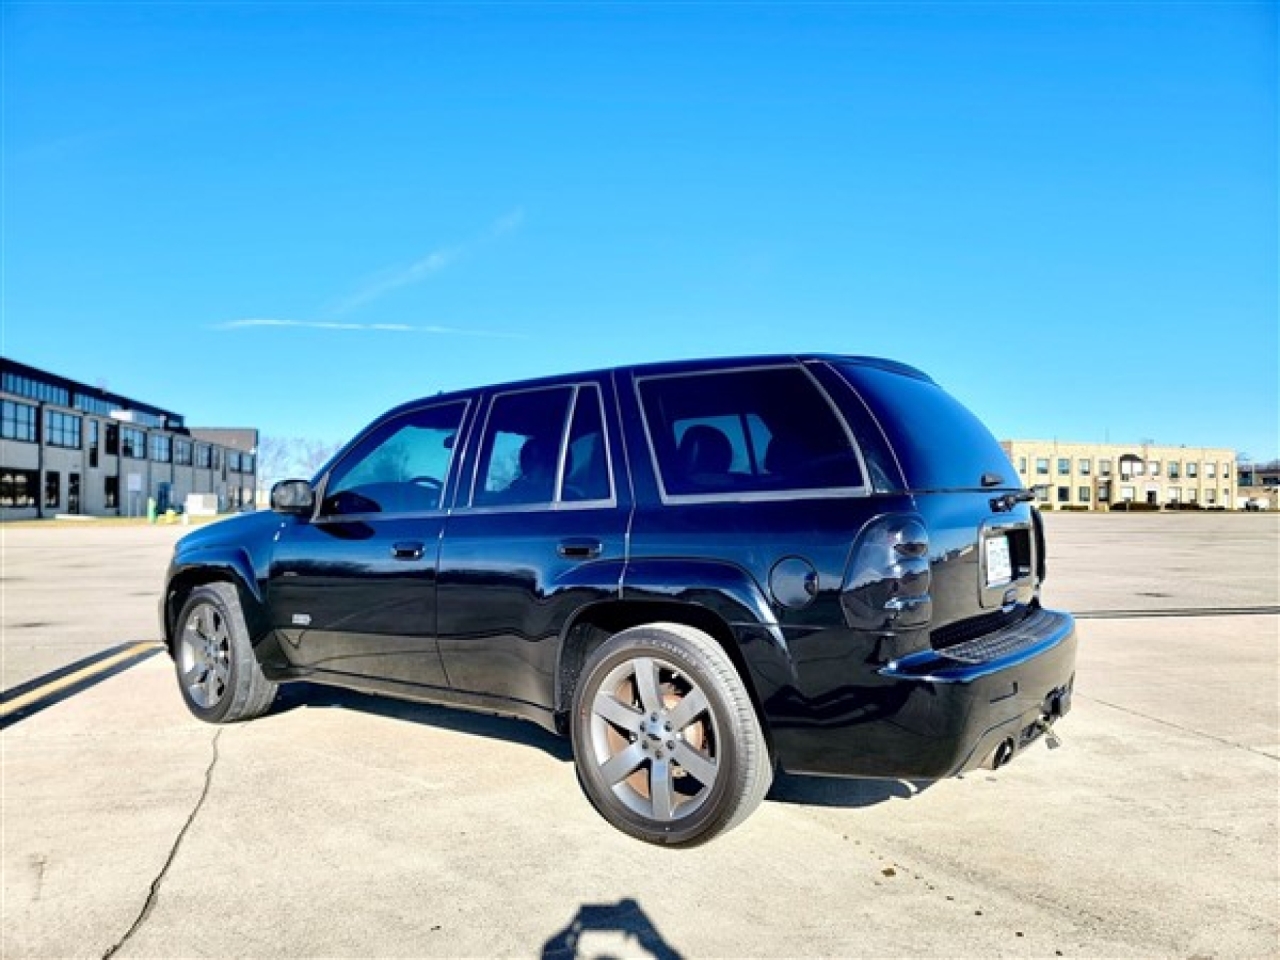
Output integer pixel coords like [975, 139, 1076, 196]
[638, 366, 865, 499]
[836, 363, 1015, 491]
[471, 384, 614, 507]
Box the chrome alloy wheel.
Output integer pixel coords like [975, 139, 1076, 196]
[178, 603, 231, 709]
[587, 655, 721, 822]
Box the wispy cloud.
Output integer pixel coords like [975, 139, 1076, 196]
[332, 207, 525, 315]
[212, 318, 525, 339]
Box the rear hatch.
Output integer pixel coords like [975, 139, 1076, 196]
[829, 360, 1039, 650]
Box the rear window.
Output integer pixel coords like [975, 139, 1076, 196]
[637, 366, 865, 498]
[835, 363, 1015, 491]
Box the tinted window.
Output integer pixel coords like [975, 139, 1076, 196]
[562, 386, 612, 503]
[473, 386, 574, 506]
[321, 401, 467, 516]
[836, 363, 1014, 491]
[638, 366, 864, 498]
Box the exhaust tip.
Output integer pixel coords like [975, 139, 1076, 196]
[985, 738, 1017, 771]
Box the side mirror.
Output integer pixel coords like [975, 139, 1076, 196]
[270, 479, 315, 516]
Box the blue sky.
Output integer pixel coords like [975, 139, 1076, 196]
[4, 2, 1276, 460]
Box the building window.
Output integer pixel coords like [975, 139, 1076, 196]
[195, 444, 211, 469]
[1120, 485, 1136, 502]
[1149, 461, 1160, 477]
[150, 434, 171, 462]
[1018, 457, 1027, 474]
[89, 420, 100, 468]
[1079, 459, 1091, 476]
[1078, 486, 1091, 502]
[227, 451, 242, 473]
[1206, 463, 1216, 479]
[104, 476, 119, 509]
[44, 471, 60, 509]
[174, 439, 193, 465]
[45, 410, 82, 449]
[1205, 489, 1216, 504]
[1168, 461, 1180, 479]
[211, 447, 222, 471]
[1, 400, 37, 442]
[1167, 487, 1181, 503]
[0, 469, 38, 507]
[241, 454, 254, 473]
[1098, 482, 1111, 502]
[1057, 486, 1070, 503]
[73, 393, 116, 417]
[2, 372, 69, 406]
[1099, 459, 1112, 477]
[1057, 458, 1070, 476]
[1036, 458, 1049, 476]
[120, 427, 146, 459]
[1187, 463, 1198, 478]
[1033, 485, 1050, 502]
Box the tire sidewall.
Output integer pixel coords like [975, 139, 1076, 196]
[571, 627, 752, 847]
[174, 584, 246, 724]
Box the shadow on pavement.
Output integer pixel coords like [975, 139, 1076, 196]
[542, 898, 683, 960]
[767, 771, 931, 808]
[272, 682, 573, 762]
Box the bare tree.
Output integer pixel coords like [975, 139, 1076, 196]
[257, 436, 343, 494]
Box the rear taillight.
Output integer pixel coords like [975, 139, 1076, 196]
[841, 514, 932, 631]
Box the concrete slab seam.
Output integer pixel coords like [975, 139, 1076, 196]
[1077, 692, 1280, 761]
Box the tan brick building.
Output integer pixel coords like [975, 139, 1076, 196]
[1000, 439, 1238, 510]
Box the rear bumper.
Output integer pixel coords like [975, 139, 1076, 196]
[765, 606, 1077, 779]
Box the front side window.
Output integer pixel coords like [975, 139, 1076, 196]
[1187, 463, 1198, 478]
[195, 444, 211, 469]
[1078, 486, 1091, 502]
[1168, 461, 1180, 479]
[639, 366, 863, 499]
[150, 434, 171, 462]
[174, 439, 193, 465]
[1079, 459, 1091, 476]
[44, 471, 60, 509]
[1057, 486, 1070, 503]
[1206, 463, 1216, 479]
[1036, 458, 1049, 476]
[1099, 459, 1112, 476]
[322, 401, 468, 516]
[1057, 458, 1070, 476]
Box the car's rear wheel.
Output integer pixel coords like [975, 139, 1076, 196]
[175, 583, 277, 723]
[570, 622, 772, 847]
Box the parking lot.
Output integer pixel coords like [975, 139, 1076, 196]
[2, 513, 1277, 958]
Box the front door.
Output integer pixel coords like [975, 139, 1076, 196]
[68, 473, 81, 514]
[436, 378, 631, 711]
[267, 398, 472, 689]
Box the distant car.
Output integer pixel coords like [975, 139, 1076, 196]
[161, 354, 1076, 846]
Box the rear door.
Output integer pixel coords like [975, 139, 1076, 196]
[435, 376, 631, 711]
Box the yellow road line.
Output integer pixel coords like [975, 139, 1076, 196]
[0, 641, 163, 718]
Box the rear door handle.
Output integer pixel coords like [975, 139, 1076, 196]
[557, 538, 602, 560]
[391, 541, 425, 561]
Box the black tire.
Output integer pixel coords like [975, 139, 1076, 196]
[174, 583, 277, 723]
[570, 622, 772, 847]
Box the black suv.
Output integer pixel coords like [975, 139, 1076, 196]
[162, 355, 1075, 846]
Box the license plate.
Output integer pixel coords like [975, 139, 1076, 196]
[985, 535, 1013, 586]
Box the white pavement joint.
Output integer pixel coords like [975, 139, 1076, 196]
[102, 729, 223, 960]
[1077, 693, 1279, 761]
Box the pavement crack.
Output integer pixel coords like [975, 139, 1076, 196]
[102, 729, 222, 960]
[1077, 693, 1278, 760]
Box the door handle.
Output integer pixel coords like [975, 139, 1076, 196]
[391, 541, 425, 561]
[557, 538, 602, 560]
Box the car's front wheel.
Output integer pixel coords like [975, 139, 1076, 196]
[570, 622, 772, 847]
[174, 583, 277, 723]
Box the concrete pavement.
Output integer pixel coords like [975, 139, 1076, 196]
[2, 514, 1277, 958]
